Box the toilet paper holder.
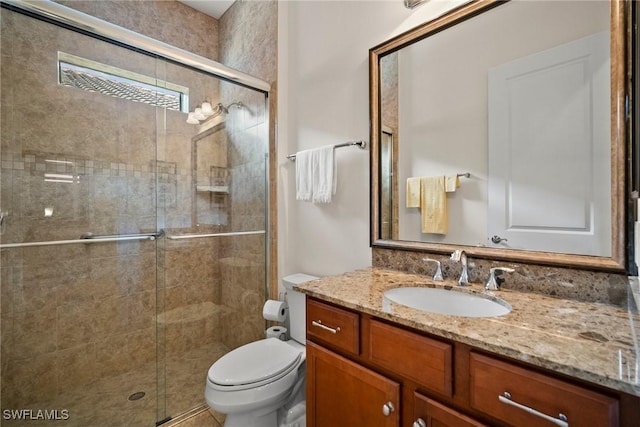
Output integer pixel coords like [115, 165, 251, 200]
[266, 326, 288, 341]
[263, 300, 290, 341]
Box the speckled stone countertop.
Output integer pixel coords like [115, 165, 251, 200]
[294, 268, 640, 397]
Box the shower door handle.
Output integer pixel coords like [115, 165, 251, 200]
[80, 231, 163, 241]
[0, 231, 163, 249]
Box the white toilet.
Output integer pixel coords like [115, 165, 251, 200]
[205, 273, 318, 427]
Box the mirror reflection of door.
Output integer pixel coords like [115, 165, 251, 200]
[487, 31, 611, 257]
[380, 127, 394, 240]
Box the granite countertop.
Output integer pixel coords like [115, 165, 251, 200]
[294, 267, 640, 397]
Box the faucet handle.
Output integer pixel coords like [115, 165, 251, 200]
[485, 267, 515, 290]
[422, 258, 443, 281]
[450, 250, 470, 286]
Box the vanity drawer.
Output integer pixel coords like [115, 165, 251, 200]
[306, 298, 359, 355]
[368, 319, 453, 397]
[414, 392, 487, 427]
[470, 352, 619, 426]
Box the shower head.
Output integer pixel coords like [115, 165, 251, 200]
[227, 101, 244, 110]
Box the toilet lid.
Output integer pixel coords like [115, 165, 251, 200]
[208, 338, 302, 387]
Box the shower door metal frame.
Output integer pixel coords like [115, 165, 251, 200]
[0, 0, 271, 94]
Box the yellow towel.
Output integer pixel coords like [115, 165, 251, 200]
[406, 177, 421, 208]
[420, 176, 448, 234]
[445, 175, 460, 192]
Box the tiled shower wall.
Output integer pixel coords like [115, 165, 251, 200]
[220, 0, 278, 300]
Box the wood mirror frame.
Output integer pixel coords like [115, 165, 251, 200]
[369, 0, 631, 272]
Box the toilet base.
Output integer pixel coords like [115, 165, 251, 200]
[278, 401, 305, 427]
[223, 410, 276, 427]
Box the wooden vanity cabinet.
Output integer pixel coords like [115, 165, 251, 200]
[414, 393, 488, 427]
[305, 297, 631, 427]
[307, 341, 400, 427]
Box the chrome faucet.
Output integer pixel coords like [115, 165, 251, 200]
[422, 258, 443, 281]
[485, 267, 515, 290]
[450, 250, 469, 286]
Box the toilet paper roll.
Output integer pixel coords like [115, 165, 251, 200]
[266, 326, 288, 340]
[262, 299, 288, 322]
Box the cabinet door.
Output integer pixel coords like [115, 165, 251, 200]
[307, 341, 400, 427]
[414, 392, 487, 427]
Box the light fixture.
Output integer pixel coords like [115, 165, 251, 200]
[185, 100, 232, 125]
[201, 101, 214, 117]
[193, 107, 206, 121]
[186, 112, 200, 124]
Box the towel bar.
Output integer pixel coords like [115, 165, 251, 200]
[287, 140, 366, 161]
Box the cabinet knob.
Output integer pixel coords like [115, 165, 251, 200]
[413, 418, 426, 427]
[382, 401, 395, 416]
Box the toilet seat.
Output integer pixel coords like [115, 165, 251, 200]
[208, 338, 302, 391]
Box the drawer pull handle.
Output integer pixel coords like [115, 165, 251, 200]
[311, 320, 341, 334]
[413, 418, 426, 427]
[499, 392, 569, 427]
[382, 401, 395, 416]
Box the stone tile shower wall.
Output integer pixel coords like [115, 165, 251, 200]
[218, 0, 278, 349]
[220, 0, 278, 303]
[218, 86, 269, 350]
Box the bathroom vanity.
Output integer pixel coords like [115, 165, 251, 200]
[296, 269, 640, 427]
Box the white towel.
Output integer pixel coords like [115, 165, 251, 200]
[312, 145, 336, 203]
[295, 145, 336, 203]
[295, 149, 314, 201]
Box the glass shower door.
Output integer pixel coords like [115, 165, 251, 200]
[1, 9, 163, 426]
[1, 4, 270, 426]
[157, 60, 269, 419]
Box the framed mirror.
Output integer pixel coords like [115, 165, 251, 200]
[369, 0, 630, 272]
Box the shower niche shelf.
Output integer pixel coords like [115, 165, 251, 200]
[196, 185, 229, 193]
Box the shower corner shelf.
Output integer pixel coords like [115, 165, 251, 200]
[196, 185, 229, 194]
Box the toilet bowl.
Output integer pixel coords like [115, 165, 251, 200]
[204, 273, 318, 427]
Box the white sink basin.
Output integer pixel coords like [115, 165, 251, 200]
[382, 287, 511, 318]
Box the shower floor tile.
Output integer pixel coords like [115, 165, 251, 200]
[2, 341, 229, 427]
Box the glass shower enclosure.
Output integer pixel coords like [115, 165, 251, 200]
[0, 1, 270, 425]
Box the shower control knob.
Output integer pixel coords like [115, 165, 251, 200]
[382, 402, 395, 416]
[413, 419, 427, 427]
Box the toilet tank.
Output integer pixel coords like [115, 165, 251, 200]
[283, 273, 318, 344]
